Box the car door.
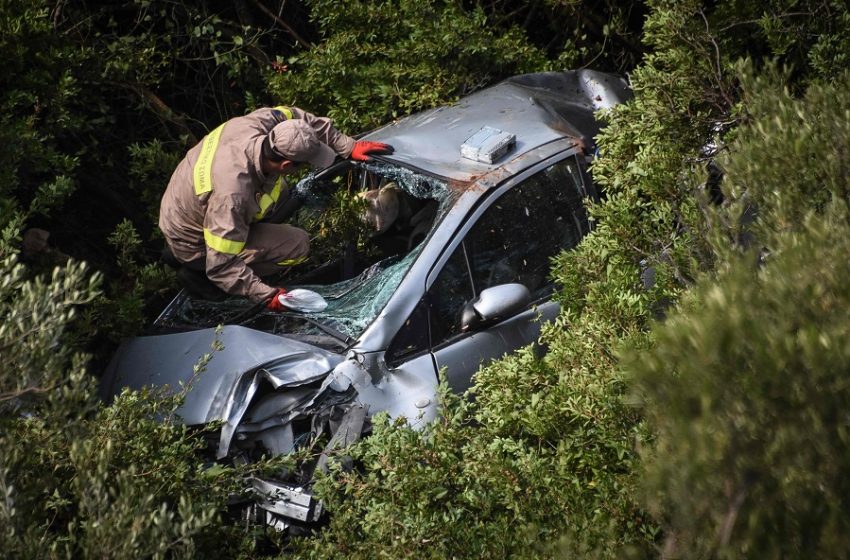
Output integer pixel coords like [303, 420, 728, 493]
[385, 152, 592, 393]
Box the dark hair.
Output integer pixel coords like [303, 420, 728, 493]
[261, 135, 286, 162]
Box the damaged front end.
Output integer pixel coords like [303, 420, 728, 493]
[103, 323, 439, 530]
[235, 345, 440, 530]
[241, 399, 370, 530]
[101, 326, 377, 530]
[101, 326, 352, 528]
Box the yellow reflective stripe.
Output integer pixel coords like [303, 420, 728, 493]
[273, 106, 294, 120]
[276, 256, 307, 267]
[254, 176, 285, 221]
[193, 123, 226, 195]
[203, 229, 245, 255]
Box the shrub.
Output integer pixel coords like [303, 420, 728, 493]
[626, 68, 850, 558]
[0, 255, 255, 558]
[626, 217, 850, 558]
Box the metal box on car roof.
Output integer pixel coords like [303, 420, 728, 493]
[460, 126, 516, 164]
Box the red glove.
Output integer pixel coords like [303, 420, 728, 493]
[350, 141, 394, 162]
[267, 288, 288, 311]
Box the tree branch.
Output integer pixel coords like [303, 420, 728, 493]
[105, 81, 199, 144]
[249, 0, 313, 49]
[0, 385, 56, 403]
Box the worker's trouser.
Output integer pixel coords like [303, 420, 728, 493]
[171, 223, 309, 277]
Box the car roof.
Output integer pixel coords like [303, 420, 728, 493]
[363, 70, 630, 183]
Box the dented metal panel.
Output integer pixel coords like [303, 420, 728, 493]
[101, 325, 342, 425]
[327, 350, 439, 429]
[363, 69, 629, 182]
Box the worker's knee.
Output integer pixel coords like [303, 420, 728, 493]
[246, 223, 309, 268]
[266, 225, 309, 263]
[287, 226, 310, 258]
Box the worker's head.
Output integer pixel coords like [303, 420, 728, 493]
[262, 120, 336, 174]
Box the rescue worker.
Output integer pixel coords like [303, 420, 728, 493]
[158, 106, 393, 310]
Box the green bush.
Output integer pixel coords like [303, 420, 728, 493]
[0, 256, 256, 558]
[712, 68, 850, 254]
[623, 66, 850, 559]
[0, 1, 82, 228]
[295, 367, 652, 559]
[626, 217, 850, 558]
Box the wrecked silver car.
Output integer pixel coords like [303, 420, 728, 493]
[101, 70, 630, 530]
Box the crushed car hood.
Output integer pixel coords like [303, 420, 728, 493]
[101, 325, 343, 426]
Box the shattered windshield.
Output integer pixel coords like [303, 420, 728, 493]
[155, 162, 456, 348]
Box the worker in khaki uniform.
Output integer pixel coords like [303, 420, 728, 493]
[159, 106, 392, 310]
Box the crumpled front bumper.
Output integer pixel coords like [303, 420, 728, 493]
[249, 478, 324, 529]
[246, 403, 369, 529]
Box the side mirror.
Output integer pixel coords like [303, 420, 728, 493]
[460, 283, 531, 332]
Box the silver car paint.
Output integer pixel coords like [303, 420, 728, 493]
[102, 325, 342, 430]
[364, 70, 629, 182]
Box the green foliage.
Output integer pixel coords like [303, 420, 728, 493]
[268, 0, 549, 132]
[296, 377, 640, 559]
[711, 67, 850, 254]
[4, 389, 240, 559]
[626, 217, 850, 558]
[0, 256, 100, 416]
[109, 219, 144, 272]
[80, 219, 174, 344]
[298, 391, 508, 559]
[713, 0, 850, 82]
[570, 0, 740, 320]
[0, 256, 257, 558]
[622, 51, 850, 559]
[293, 346, 653, 558]
[539, 0, 646, 71]
[0, 0, 82, 229]
[128, 139, 183, 226]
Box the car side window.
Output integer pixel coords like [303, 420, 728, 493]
[385, 297, 431, 367]
[427, 243, 475, 343]
[429, 156, 589, 346]
[386, 156, 589, 361]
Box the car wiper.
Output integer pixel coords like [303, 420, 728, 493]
[279, 312, 353, 346]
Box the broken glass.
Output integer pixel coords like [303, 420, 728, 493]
[294, 161, 450, 204]
[297, 249, 422, 338]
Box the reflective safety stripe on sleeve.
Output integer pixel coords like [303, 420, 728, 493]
[276, 255, 307, 267]
[203, 229, 246, 255]
[273, 106, 294, 120]
[254, 176, 285, 221]
[193, 123, 226, 195]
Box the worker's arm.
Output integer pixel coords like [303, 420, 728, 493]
[202, 191, 277, 303]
